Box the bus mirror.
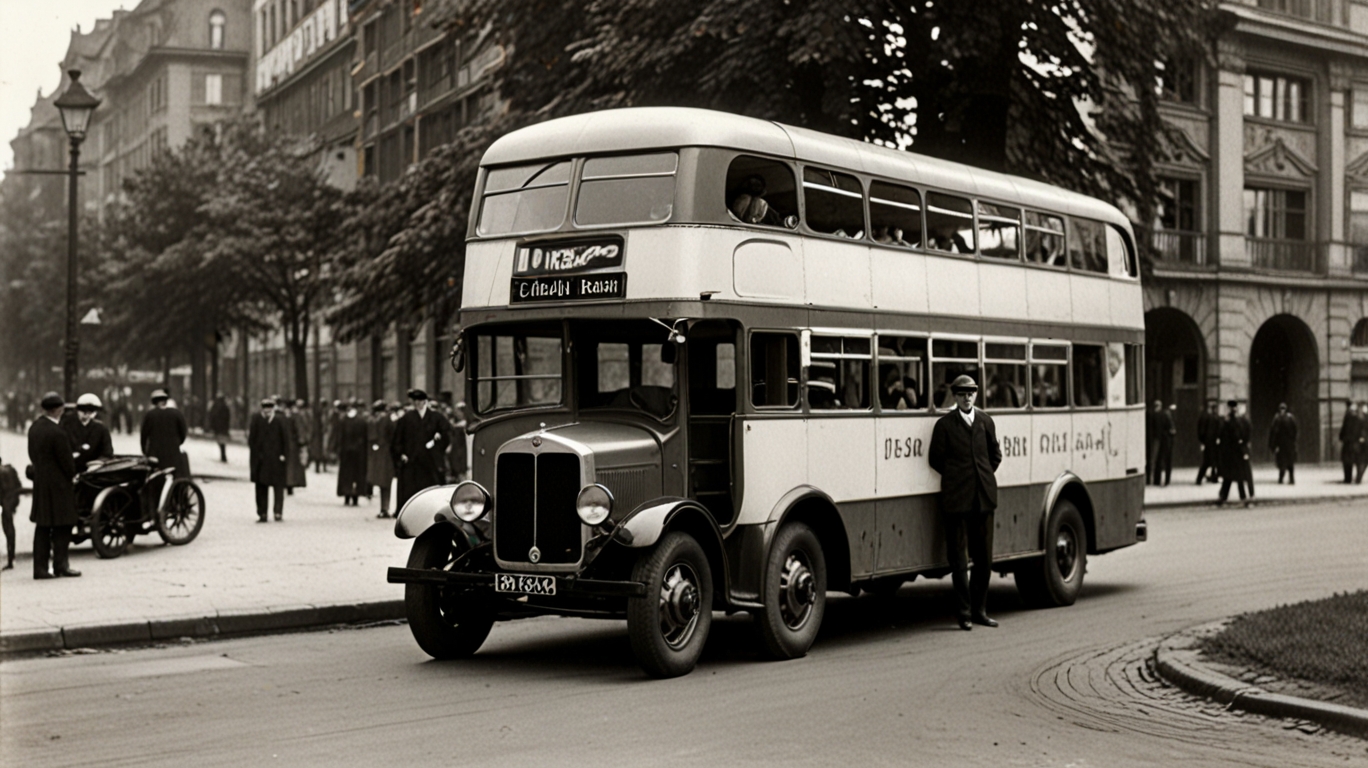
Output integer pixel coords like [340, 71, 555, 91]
[783, 214, 799, 230]
[660, 344, 677, 365]
[449, 336, 466, 374]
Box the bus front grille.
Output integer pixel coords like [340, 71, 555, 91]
[495, 452, 583, 566]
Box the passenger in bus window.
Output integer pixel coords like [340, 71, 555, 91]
[929, 226, 971, 254]
[728, 175, 779, 226]
[879, 364, 919, 410]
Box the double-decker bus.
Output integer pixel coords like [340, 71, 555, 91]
[386, 107, 1148, 678]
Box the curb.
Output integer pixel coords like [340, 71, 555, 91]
[1144, 493, 1368, 511]
[1154, 623, 1368, 738]
[0, 599, 404, 660]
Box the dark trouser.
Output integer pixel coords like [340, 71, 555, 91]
[1196, 446, 1218, 484]
[1147, 441, 1160, 485]
[1157, 440, 1173, 486]
[1278, 465, 1295, 484]
[1344, 448, 1356, 483]
[378, 484, 391, 514]
[1218, 476, 1250, 503]
[33, 524, 72, 577]
[2, 505, 15, 564]
[255, 483, 285, 519]
[945, 510, 995, 620]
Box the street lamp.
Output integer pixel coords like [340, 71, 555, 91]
[53, 69, 101, 402]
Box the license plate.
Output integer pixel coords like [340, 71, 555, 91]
[495, 573, 557, 596]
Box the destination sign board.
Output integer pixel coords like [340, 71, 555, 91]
[514, 237, 624, 276]
[510, 273, 627, 303]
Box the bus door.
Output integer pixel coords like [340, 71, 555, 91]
[685, 321, 740, 526]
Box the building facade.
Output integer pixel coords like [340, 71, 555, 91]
[1149, 0, 1368, 466]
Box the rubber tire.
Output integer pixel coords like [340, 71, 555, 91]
[1014, 499, 1087, 608]
[404, 526, 495, 659]
[91, 489, 135, 559]
[756, 523, 827, 660]
[627, 531, 713, 679]
[156, 479, 206, 545]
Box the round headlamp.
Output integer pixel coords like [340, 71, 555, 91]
[449, 481, 491, 522]
[575, 484, 614, 526]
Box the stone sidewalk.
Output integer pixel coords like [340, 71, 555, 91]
[1140, 462, 1368, 508]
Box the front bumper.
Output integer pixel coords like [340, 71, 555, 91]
[387, 567, 646, 597]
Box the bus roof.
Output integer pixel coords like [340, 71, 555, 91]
[480, 107, 1130, 227]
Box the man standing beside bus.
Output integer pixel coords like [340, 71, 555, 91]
[928, 375, 1003, 632]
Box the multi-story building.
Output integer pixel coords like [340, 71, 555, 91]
[1149, 0, 1368, 465]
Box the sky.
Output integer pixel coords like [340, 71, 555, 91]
[0, 2, 129, 173]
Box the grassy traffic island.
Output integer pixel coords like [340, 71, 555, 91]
[1199, 590, 1368, 710]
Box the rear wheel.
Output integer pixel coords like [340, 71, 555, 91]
[91, 489, 136, 559]
[1015, 499, 1087, 608]
[157, 479, 205, 545]
[404, 527, 494, 659]
[627, 531, 713, 679]
[756, 523, 827, 660]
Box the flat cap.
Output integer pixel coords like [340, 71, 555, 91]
[949, 375, 978, 393]
[40, 391, 64, 410]
[407, 388, 428, 401]
[372, 399, 387, 412]
[76, 393, 103, 409]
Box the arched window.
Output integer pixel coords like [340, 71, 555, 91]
[209, 10, 226, 49]
[1353, 318, 1368, 348]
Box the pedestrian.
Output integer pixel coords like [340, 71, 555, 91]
[140, 388, 189, 479]
[927, 374, 1002, 631]
[1195, 400, 1221, 485]
[208, 395, 231, 462]
[337, 400, 371, 505]
[1, 454, 20, 570]
[367, 400, 397, 518]
[65, 393, 114, 474]
[248, 397, 289, 522]
[392, 389, 452, 510]
[293, 398, 312, 482]
[1338, 400, 1360, 484]
[1146, 400, 1165, 485]
[282, 400, 307, 494]
[1217, 400, 1252, 507]
[1237, 401, 1255, 500]
[325, 400, 345, 472]
[1156, 403, 1176, 486]
[448, 401, 469, 483]
[28, 392, 80, 579]
[310, 401, 327, 473]
[1268, 402, 1298, 485]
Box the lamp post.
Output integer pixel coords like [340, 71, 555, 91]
[53, 69, 101, 402]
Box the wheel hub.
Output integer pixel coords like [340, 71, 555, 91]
[659, 564, 701, 649]
[779, 553, 815, 629]
[1055, 528, 1078, 580]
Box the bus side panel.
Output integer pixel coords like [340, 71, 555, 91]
[805, 239, 872, 309]
[870, 248, 929, 314]
[873, 494, 943, 574]
[874, 414, 937, 496]
[1126, 407, 1146, 475]
[1024, 268, 1072, 324]
[925, 255, 980, 318]
[838, 499, 878, 579]
[993, 484, 1038, 557]
[736, 418, 808, 526]
[1031, 412, 1073, 484]
[629, 226, 739, 302]
[808, 417, 875, 502]
[462, 240, 511, 309]
[1070, 274, 1112, 328]
[1090, 474, 1146, 551]
[978, 262, 1028, 320]
[1109, 280, 1144, 330]
[1069, 410, 1123, 483]
[733, 237, 804, 301]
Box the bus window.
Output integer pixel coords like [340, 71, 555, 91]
[726, 156, 798, 228]
[750, 332, 800, 408]
[802, 167, 865, 239]
[1072, 343, 1106, 407]
[926, 193, 976, 254]
[983, 342, 1027, 409]
[473, 327, 564, 414]
[477, 161, 572, 236]
[1030, 343, 1068, 408]
[1024, 211, 1067, 267]
[869, 181, 922, 248]
[575, 152, 678, 227]
[807, 335, 872, 410]
[930, 337, 981, 409]
[1125, 344, 1144, 404]
[685, 330, 737, 416]
[577, 323, 679, 418]
[1068, 218, 1108, 274]
[977, 203, 1020, 260]
[1106, 224, 1137, 278]
[877, 335, 926, 410]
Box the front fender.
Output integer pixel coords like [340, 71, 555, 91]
[618, 497, 696, 549]
[1039, 471, 1086, 546]
[394, 484, 461, 539]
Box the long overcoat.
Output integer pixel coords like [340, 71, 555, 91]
[927, 407, 1002, 516]
[337, 412, 371, 497]
[1269, 413, 1298, 469]
[65, 417, 114, 473]
[1197, 410, 1221, 449]
[1217, 415, 1250, 477]
[28, 416, 77, 526]
[367, 413, 396, 487]
[283, 411, 307, 488]
[208, 399, 231, 437]
[248, 412, 290, 487]
[141, 406, 189, 478]
[391, 407, 451, 509]
[1340, 411, 1362, 463]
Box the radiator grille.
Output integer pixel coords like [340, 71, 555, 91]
[596, 466, 655, 517]
[494, 451, 583, 565]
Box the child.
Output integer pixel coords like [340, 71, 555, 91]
[0, 454, 20, 570]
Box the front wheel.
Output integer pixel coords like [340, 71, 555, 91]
[91, 489, 135, 559]
[1015, 499, 1087, 608]
[756, 523, 827, 660]
[627, 531, 713, 679]
[404, 527, 495, 659]
[157, 479, 205, 545]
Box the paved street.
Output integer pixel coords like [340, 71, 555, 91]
[4, 498, 1366, 767]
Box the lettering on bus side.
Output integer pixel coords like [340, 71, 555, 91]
[1001, 435, 1029, 459]
[883, 437, 924, 460]
[1039, 432, 1070, 454]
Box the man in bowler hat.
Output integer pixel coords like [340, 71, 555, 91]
[391, 389, 451, 511]
[927, 375, 1002, 631]
[28, 393, 80, 578]
[248, 397, 290, 522]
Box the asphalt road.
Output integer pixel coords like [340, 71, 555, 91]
[4, 500, 1367, 767]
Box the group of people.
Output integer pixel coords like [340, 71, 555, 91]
[247, 388, 468, 523]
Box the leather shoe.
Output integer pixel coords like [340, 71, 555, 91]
[957, 616, 973, 631]
[971, 613, 999, 628]
[257, 517, 268, 523]
[57, 568, 81, 578]
[34, 572, 56, 580]
[274, 514, 283, 521]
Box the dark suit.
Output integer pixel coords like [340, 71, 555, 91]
[1196, 410, 1221, 484]
[1153, 409, 1176, 486]
[928, 406, 1002, 620]
[367, 414, 397, 514]
[391, 406, 451, 511]
[336, 412, 371, 500]
[28, 416, 77, 577]
[65, 417, 114, 474]
[140, 406, 188, 478]
[248, 412, 290, 520]
[1341, 410, 1363, 484]
[1269, 412, 1298, 483]
[1217, 415, 1252, 503]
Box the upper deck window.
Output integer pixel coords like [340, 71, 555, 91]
[477, 161, 572, 236]
[802, 167, 865, 239]
[977, 202, 1020, 260]
[1068, 217, 1108, 274]
[726, 156, 798, 229]
[1024, 211, 1067, 267]
[926, 193, 976, 254]
[869, 182, 922, 248]
[575, 152, 678, 227]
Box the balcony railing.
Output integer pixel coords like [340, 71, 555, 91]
[1151, 230, 1208, 268]
[1247, 238, 1323, 273]
[1238, 0, 1349, 26]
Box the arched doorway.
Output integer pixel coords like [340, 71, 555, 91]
[1248, 314, 1319, 463]
[1352, 318, 1368, 406]
[1145, 308, 1206, 467]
